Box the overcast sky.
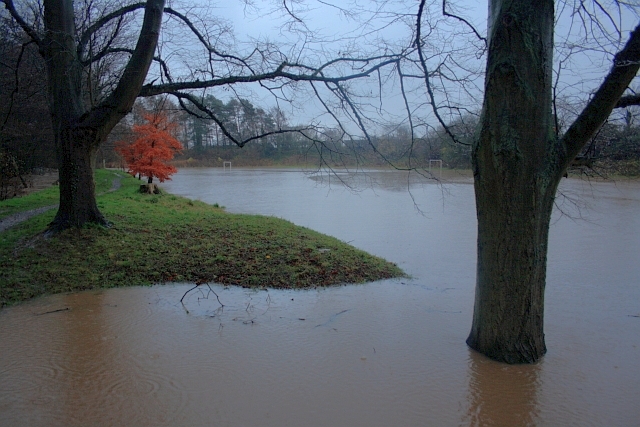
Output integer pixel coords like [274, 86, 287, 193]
[165, 0, 639, 132]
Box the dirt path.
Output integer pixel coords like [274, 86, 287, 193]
[0, 205, 58, 233]
[0, 175, 121, 233]
[108, 176, 122, 192]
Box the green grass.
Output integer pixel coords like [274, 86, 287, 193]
[0, 170, 114, 220]
[0, 171, 404, 306]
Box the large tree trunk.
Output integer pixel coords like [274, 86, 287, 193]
[48, 128, 108, 231]
[467, 0, 563, 364]
[467, 0, 640, 362]
[469, 168, 561, 363]
[42, 0, 106, 232]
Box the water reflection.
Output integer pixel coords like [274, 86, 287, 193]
[307, 168, 473, 192]
[463, 350, 540, 427]
[56, 292, 109, 424]
[0, 291, 190, 426]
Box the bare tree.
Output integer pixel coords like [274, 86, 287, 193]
[0, 16, 54, 176]
[403, 0, 640, 363]
[468, 1, 639, 364]
[2, 0, 165, 231]
[333, 0, 639, 363]
[1, 0, 404, 232]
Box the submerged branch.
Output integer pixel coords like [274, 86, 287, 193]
[180, 282, 224, 307]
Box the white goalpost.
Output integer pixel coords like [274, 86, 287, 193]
[223, 161, 232, 171]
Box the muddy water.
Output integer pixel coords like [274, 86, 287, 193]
[1, 169, 639, 426]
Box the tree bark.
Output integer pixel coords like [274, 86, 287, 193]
[467, 0, 560, 363]
[49, 128, 107, 231]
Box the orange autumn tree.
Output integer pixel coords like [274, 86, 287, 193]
[116, 111, 183, 185]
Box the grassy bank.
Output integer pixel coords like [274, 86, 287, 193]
[0, 172, 113, 220]
[0, 170, 404, 307]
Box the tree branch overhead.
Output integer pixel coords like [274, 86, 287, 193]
[562, 23, 640, 162]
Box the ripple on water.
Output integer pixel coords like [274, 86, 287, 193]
[0, 288, 189, 427]
[2, 279, 640, 426]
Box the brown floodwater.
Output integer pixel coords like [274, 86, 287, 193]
[1, 169, 639, 426]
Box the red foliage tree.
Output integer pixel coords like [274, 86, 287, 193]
[116, 112, 183, 184]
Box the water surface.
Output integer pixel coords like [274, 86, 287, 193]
[1, 169, 639, 426]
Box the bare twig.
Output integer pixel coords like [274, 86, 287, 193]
[415, 0, 469, 147]
[180, 282, 224, 307]
[34, 307, 69, 315]
[441, 0, 486, 45]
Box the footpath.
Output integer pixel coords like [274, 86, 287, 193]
[0, 176, 121, 233]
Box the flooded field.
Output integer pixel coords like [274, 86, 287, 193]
[1, 169, 638, 426]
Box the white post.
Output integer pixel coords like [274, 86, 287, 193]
[223, 161, 232, 171]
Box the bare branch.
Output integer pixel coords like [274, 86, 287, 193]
[139, 56, 401, 97]
[77, 2, 146, 59]
[415, 0, 470, 147]
[562, 23, 640, 162]
[0, 40, 36, 133]
[163, 7, 254, 71]
[83, 0, 165, 140]
[282, 0, 304, 24]
[592, 0, 622, 40]
[442, 0, 486, 46]
[1, 0, 42, 45]
[615, 93, 640, 108]
[169, 90, 316, 149]
[79, 46, 171, 81]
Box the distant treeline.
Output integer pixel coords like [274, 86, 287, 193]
[167, 108, 640, 178]
[1, 36, 639, 179]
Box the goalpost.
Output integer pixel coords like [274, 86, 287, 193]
[223, 161, 232, 171]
